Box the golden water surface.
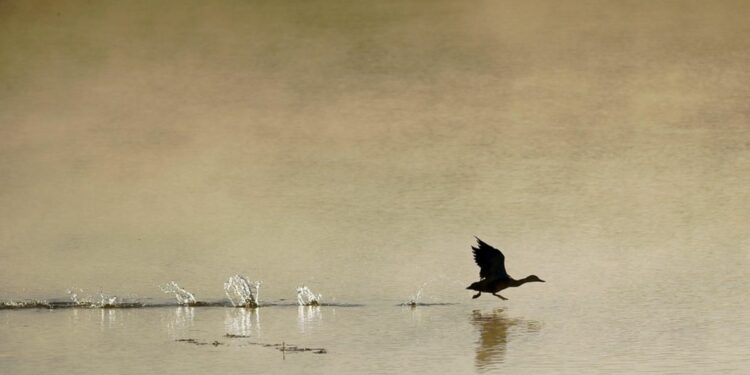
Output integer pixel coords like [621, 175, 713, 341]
[1, 1, 749, 373]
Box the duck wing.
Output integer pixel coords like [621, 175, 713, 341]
[472, 238, 510, 280]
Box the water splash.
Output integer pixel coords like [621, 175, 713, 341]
[224, 275, 261, 308]
[403, 282, 428, 307]
[93, 293, 118, 307]
[66, 289, 140, 308]
[67, 289, 94, 307]
[0, 299, 51, 309]
[296, 285, 322, 306]
[159, 281, 197, 305]
[296, 285, 321, 306]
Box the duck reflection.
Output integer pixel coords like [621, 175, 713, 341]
[471, 309, 541, 371]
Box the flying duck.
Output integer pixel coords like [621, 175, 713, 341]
[467, 237, 545, 300]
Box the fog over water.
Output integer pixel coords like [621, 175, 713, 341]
[1, 1, 749, 373]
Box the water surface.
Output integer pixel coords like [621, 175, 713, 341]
[2, 0, 750, 373]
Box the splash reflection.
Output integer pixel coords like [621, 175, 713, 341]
[166, 307, 195, 339]
[225, 308, 261, 337]
[99, 309, 120, 330]
[471, 309, 541, 371]
[297, 306, 322, 332]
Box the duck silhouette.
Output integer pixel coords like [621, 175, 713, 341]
[467, 237, 545, 300]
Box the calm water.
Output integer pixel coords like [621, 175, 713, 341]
[3, 251, 750, 374]
[2, 282, 749, 374]
[2, 0, 750, 373]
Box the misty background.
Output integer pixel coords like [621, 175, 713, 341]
[1, 0, 749, 303]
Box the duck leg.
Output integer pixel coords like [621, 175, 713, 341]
[472, 292, 481, 299]
[492, 293, 508, 300]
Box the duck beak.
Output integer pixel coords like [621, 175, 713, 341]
[538, 278, 546, 283]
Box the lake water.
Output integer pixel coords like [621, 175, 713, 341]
[2, 0, 750, 373]
[3, 246, 749, 374]
[2, 277, 749, 374]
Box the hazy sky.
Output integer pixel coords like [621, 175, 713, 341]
[1, 0, 749, 299]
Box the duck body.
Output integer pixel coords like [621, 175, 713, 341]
[467, 278, 514, 294]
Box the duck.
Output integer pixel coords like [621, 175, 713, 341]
[467, 237, 545, 300]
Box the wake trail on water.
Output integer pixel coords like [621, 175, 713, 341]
[1, 274, 465, 309]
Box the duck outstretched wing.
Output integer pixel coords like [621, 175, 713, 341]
[472, 238, 509, 280]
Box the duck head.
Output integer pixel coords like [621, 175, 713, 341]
[525, 275, 545, 283]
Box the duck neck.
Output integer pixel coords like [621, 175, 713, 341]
[511, 276, 534, 287]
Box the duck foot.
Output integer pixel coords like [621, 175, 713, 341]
[471, 292, 481, 299]
[492, 293, 508, 300]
